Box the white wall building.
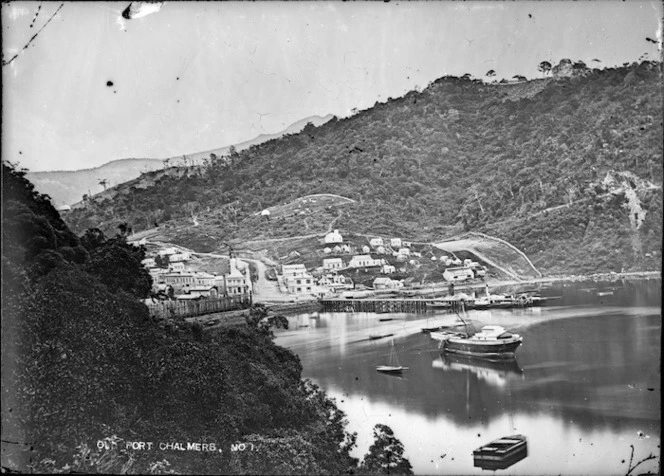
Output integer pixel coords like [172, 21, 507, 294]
[317, 274, 353, 291]
[443, 267, 475, 282]
[381, 264, 396, 274]
[323, 258, 344, 270]
[141, 258, 156, 268]
[170, 252, 191, 262]
[373, 277, 403, 290]
[168, 262, 186, 272]
[324, 229, 343, 244]
[348, 255, 381, 268]
[282, 264, 308, 278]
[390, 238, 402, 248]
[369, 237, 384, 247]
[286, 274, 315, 294]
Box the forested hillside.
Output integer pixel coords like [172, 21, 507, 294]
[3, 162, 410, 474]
[65, 61, 662, 275]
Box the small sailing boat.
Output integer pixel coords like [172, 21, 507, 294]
[369, 333, 394, 341]
[376, 339, 409, 373]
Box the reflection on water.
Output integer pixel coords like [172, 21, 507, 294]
[275, 280, 661, 475]
[433, 353, 524, 388]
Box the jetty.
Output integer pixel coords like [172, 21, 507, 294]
[320, 295, 547, 314]
[320, 298, 466, 314]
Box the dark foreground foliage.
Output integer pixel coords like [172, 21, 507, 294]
[1, 161, 407, 474]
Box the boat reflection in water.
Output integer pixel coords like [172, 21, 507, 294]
[473, 434, 528, 470]
[432, 353, 524, 387]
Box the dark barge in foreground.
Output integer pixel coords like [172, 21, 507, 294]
[473, 434, 528, 470]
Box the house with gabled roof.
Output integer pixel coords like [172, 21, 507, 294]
[324, 229, 343, 244]
[348, 255, 381, 268]
[323, 258, 344, 270]
[443, 267, 474, 282]
[369, 237, 384, 247]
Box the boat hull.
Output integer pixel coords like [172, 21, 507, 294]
[369, 333, 394, 340]
[443, 337, 522, 358]
[376, 365, 408, 373]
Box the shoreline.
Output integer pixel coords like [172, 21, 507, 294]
[253, 270, 661, 306]
[484, 270, 661, 287]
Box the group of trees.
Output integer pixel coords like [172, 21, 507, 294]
[65, 61, 662, 275]
[2, 161, 413, 474]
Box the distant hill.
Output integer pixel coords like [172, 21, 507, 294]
[26, 114, 334, 207]
[162, 114, 335, 167]
[64, 60, 662, 276]
[27, 159, 165, 208]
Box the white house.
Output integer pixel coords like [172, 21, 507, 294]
[373, 277, 404, 290]
[324, 229, 343, 244]
[141, 258, 157, 268]
[323, 258, 344, 270]
[149, 268, 167, 282]
[323, 247, 332, 254]
[170, 252, 191, 262]
[162, 272, 196, 292]
[362, 245, 371, 253]
[369, 237, 384, 247]
[381, 264, 396, 274]
[333, 245, 342, 254]
[348, 255, 381, 268]
[376, 246, 386, 254]
[225, 260, 250, 295]
[443, 267, 474, 282]
[194, 272, 216, 287]
[158, 247, 179, 256]
[318, 274, 353, 291]
[452, 258, 463, 266]
[286, 274, 315, 294]
[185, 286, 218, 298]
[402, 241, 412, 247]
[168, 262, 186, 272]
[341, 244, 351, 253]
[390, 238, 402, 248]
[398, 248, 411, 256]
[282, 264, 308, 278]
[473, 266, 487, 278]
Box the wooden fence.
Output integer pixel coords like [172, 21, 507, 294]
[147, 294, 252, 319]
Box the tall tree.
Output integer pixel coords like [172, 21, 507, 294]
[538, 60, 552, 76]
[359, 424, 413, 475]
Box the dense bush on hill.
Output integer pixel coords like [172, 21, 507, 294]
[3, 162, 409, 474]
[66, 61, 662, 275]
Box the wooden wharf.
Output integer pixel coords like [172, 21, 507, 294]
[320, 298, 468, 314]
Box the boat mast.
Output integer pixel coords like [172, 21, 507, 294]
[390, 339, 400, 367]
[457, 301, 470, 336]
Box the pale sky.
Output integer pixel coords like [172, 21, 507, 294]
[2, 1, 662, 172]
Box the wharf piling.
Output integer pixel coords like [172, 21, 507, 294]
[320, 299, 468, 314]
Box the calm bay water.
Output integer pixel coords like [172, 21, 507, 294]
[275, 279, 661, 475]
